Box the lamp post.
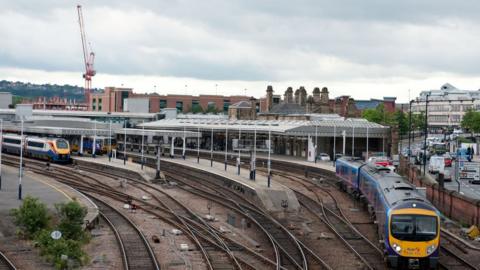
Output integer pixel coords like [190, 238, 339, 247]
[238, 127, 241, 175]
[124, 119, 127, 165]
[182, 126, 186, 160]
[314, 125, 318, 163]
[352, 126, 355, 157]
[92, 121, 96, 158]
[252, 123, 257, 180]
[224, 126, 228, 171]
[141, 121, 145, 170]
[423, 94, 430, 176]
[18, 119, 24, 200]
[366, 126, 369, 161]
[210, 128, 213, 167]
[108, 119, 112, 162]
[267, 125, 271, 187]
[197, 127, 200, 163]
[408, 100, 413, 160]
[0, 119, 3, 190]
[333, 124, 336, 166]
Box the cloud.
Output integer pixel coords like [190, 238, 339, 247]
[1, 0, 480, 102]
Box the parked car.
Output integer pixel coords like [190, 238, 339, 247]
[317, 153, 331, 161]
[444, 154, 452, 167]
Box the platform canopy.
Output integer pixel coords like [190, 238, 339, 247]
[115, 128, 201, 138]
[139, 118, 389, 138]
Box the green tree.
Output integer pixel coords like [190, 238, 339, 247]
[35, 229, 88, 269]
[205, 103, 217, 113]
[362, 104, 395, 125]
[394, 110, 409, 135]
[11, 196, 51, 237]
[460, 109, 480, 134]
[55, 200, 88, 242]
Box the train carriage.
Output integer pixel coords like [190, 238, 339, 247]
[336, 158, 440, 269]
[2, 134, 71, 163]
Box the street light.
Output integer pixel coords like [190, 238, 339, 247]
[267, 124, 272, 187]
[108, 119, 112, 162]
[92, 121, 96, 158]
[18, 119, 24, 200]
[314, 125, 318, 163]
[423, 94, 430, 176]
[224, 126, 228, 171]
[197, 127, 200, 163]
[124, 119, 127, 165]
[141, 121, 145, 170]
[0, 119, 3, 190]
[408, 100, 414, 160]
[238, 127, 241, 175]
[210, 128, 213, 167]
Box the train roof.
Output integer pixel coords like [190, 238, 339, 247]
[337, 157, 364, 168]
[362, 165, 432, 209]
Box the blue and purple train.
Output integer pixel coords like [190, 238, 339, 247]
[336, 157, 440, 269]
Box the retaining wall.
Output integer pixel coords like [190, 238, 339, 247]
[399, 157, 480, 227]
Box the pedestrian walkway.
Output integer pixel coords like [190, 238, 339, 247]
[0, 164, 98, 227]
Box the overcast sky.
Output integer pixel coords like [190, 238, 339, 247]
[1, 0, 480, 102]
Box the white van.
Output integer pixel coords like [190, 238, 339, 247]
[428, 155, 445, 174]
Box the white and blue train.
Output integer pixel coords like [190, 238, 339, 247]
[2, 134, 71, 163]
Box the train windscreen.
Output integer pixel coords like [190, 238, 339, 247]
[56, 140, 69, 149]
[391, 214, 437, 241]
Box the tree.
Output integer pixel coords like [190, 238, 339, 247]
[362, 104, 395, 126]
[394, 110, 408, 135]
[460, 109, 480, 134]
[55, 200, 88, 242]
[11, 196, 51, 237]
[205, 103, 217, 113]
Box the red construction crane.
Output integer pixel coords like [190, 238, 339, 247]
[77, 4, 96, 105]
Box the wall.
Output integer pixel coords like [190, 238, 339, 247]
[0, 92, 12, 109]
[399, 157, 480, 227]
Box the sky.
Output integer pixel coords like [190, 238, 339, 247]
[1, 1, 480, 102]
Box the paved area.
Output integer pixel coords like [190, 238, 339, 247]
[73, 155, 301, 213]
[0, 164, 98, 226]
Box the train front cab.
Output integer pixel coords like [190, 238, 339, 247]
[52, 139, 71, 163]
[386, 208, 440, 269]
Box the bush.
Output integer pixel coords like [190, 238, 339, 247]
[55, 200, 88, 242]
[10, 196, 50, 238]
[35, 229, 88, 269]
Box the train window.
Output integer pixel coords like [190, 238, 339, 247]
[391, 214, 437, 241]
[27, 141, 45, 148]
[56, 140, 69, 149]
[4, 138, 21, 144]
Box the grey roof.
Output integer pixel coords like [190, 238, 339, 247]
[139, 117, 389, 138]
[229, 101, 252, 108]
[363, 165, 426, 207]
[268, 103, 306, 114]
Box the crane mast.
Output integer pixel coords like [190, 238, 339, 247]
[77, 5, 96, 108]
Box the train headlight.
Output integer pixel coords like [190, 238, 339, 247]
[392, 243, 402, 253]
[427, 244, 436, 255]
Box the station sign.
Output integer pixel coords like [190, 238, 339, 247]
[459, 161, 480, 182]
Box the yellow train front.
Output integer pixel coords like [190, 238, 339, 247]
[336, 158, 440, 269]
[387, 201, 440, 269]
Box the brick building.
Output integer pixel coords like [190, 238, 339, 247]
[89, 86, 250, 114]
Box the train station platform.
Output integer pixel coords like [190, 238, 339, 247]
[0, 164, 99, 230]
[72, 155, 301, 213]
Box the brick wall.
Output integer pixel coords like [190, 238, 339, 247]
[400, 157, 480, 226]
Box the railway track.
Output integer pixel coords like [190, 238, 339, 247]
[438, 230, 480, 270]
[4, 155, 279, 270]
[87, 195, 161, 270]
[268, 169, 385, 270]
[0, 251, 16, 270]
